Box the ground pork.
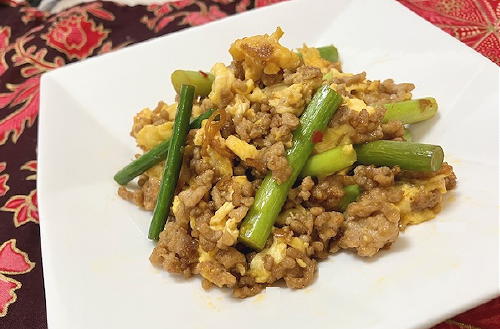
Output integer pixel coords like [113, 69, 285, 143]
[353, 165, 401, 190]
[211, 176, 255, 208]
[282, 247, 316, 289]
[117, 174, 160, 211]
[362, 79, 415, 106]
[411, 189, 442, 211]
[117, 185, 143, 208]
[382, 120, 405, 140]
[398, 162, 457, 190]
[233, 276, 264, 298]
[259, 142, 291, 183]
[309, 175, 345, 210]
[348, 108, 385, 144]
[118, 30, 458, 298]
[339, 188, 403, 256]
[197, 261, 237, 288]
[150, 222, 199, 277]
[283, 65, 323, 86]
[173, 170, 214, 228]
[314, 211, 344, 242]
[233, 111, 272, 143]
[269, 112, 300, 147]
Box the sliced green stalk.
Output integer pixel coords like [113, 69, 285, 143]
[301, 144, 356, 177]
[383, 98, 437, 124]
[113, 108, 214, 185]
[355, 140, 444, 172]
[239, 85, 343, 250]
[297, 45, 339, 63]
[148, 84, 194, 240]
[317, 45, 339, 62]
[171, 70, 214, 97]
[339, 185, 361, 211]
[403, 128, 413, 142]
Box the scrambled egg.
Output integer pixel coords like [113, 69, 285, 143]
[161, 102, 178, 121]
[266, 83, 308, 115]
[396, 174, 448, 227]
[194, 116, 233, 177]
[247, 87, 267, 103]
[208, 148, 233, 177]
[225, 135, 259, 160]
[311, 96, 374, 154]
[209, 202, 235, 231]
[298, 45, 332, 72]
[136, 121, 173, 150]
[249, 236, 287, 283]
[145, 163, 163, 179]
[313, 124, 354, 153]
[344, 97, 375, 114]
[208, 63, 236, 107]
[193, 120, 207, 146]
[172, 196, 182, 220]
[229, 27, 300, 81]
[208, 200, 243, 246]
[248, 232, 309, 283]
[198, 246, 216, 263]
[226, 94, 251, 117]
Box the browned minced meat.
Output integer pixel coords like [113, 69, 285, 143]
[118, 174, 161, 211]
[287, 175, 345, 211]
[278, 206, 314, 236]
[283, 65, 323, 86]
[290, 176, 315, 203]
[131, 101, 172, 137]
[398, 162, 457, 190]
[261, 71, 284, 86]
[327, 105, 387, 144]
[197, 261, 237, 288]
[233, 110, 272, 143]
[141, 176, 161, 210]
[282, 248, 316, 289]
[193, 209, 220, 252]
[309, 176, 345, 211]
[315, 211, 344, 242]
[348, 108, 385, 144]
[211, 176, 255, 208]
[247, 228, 319, 289]
[398, 162, 457, 213]
[233, 276, 264, 298]
[332, 72, 366, 97]
[259, 142, 292, 183]
[198, 247, 248, 288]
[362, 79, 415, 106]
[353, 165, 401, 190]
[269, 112, 300, 148]
[173, 169, 214, 227]
[150, 222, 199, 277]
[382, 120, 405, 140]
[411, 189, 442, 211]
[339, 187, 403, 257]
[117, 185, 143, 208]
[119, 42, 457, 298]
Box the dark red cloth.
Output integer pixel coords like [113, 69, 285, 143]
[0, 1, 497, 328]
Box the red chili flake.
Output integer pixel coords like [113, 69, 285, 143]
[199, 70, 208, 78]
[312, 130, 323, 143]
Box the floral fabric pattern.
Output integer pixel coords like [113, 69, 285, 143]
[0, 0, 497, 328]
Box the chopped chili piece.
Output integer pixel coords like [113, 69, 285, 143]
[312, 130, 323, 143]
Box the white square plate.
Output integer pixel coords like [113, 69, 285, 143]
[38, 0, 500, 328]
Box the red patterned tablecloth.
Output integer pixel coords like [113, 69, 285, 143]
[0, 0, 498, 328]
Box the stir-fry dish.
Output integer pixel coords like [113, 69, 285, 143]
[114, 28, 457, 298]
